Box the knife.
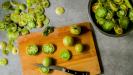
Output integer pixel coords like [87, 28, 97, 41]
[34, 64, 89, 75]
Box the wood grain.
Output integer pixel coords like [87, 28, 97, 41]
[17, 22, 101, 75]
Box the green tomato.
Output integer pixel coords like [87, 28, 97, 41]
[63, 36, 74, 46]
[26, 44, 38, 55]
[75, 43, 83, 53]
[40, 67, 50, 73]
[60, 49, 71, 61]
[95, 7, 107, 18]
[0, 41, 7, 50]
[42, 57, 52, 67]
[102, 20, 115, 31]
[55, 7, 65, 15]
[70, 25, 81, 35]
[42, 44, 55, 54]
[0, 58, 8, 66]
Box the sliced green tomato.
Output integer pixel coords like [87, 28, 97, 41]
[36, 14, 46, 22]
[19, 4, 27, 10]
[43, 18, 50, 25]
[4, 14, 11, 22]
[27, 21, 36, 30]
[92, 3, 99, 13]
[124, 0, 132, 8]
[42, 57, 52, 67]
[7, 23, 17, 32]
[114, 25, 123, 35]
[0, 58, 8, 66]
[75, 43, 84, 53]
[109, 2, 118, 11]
[55, 7, 65, 15]
[41, 0, 50, 8]
[7, 31, 19, 42]
[12, 47, 19, 55]
[2, 1, 12, 10]
[2, 49, 9, 55]
[10, 0, 19, 7]
[113, 0, 123, 4]
[129, 9, 133, 22]
[120, 4, 127, 10]
[26, 44, 38, 55]
[119, 17, 129, 29]
[0, 21, 7, 31]
[27, 2, 32, 7]
[42, 43, 55, 54]
[14, 8, 21, 14]
[117, 10, 126, 18]
[6, 43, 14, 52]
[34, 5, 44, 15]
[36, 20, 44, 28]
[40, 67, 50, 73]
[95, 7, 107, 18]
[63, 36, 74, 46]
[21, 28, 30, 35]
[70, 25, 81, 35]
[60, 49, 71, 61]
[10, 13, 20, 23]
[102, 21, 115, 31]
[0, 41, 7, 50]
[43, 26, 54, 36]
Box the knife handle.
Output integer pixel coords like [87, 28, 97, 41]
[64, 68, 89, 75]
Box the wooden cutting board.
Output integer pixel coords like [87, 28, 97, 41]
[17, 22, 101, 75]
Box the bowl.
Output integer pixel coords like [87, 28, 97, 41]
[88, 0, 133, 37]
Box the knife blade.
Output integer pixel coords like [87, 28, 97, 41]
[34, 63, 89, 75]
[34, 64, 65, 72]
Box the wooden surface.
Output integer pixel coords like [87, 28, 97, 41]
[17, 22, 101, 75]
